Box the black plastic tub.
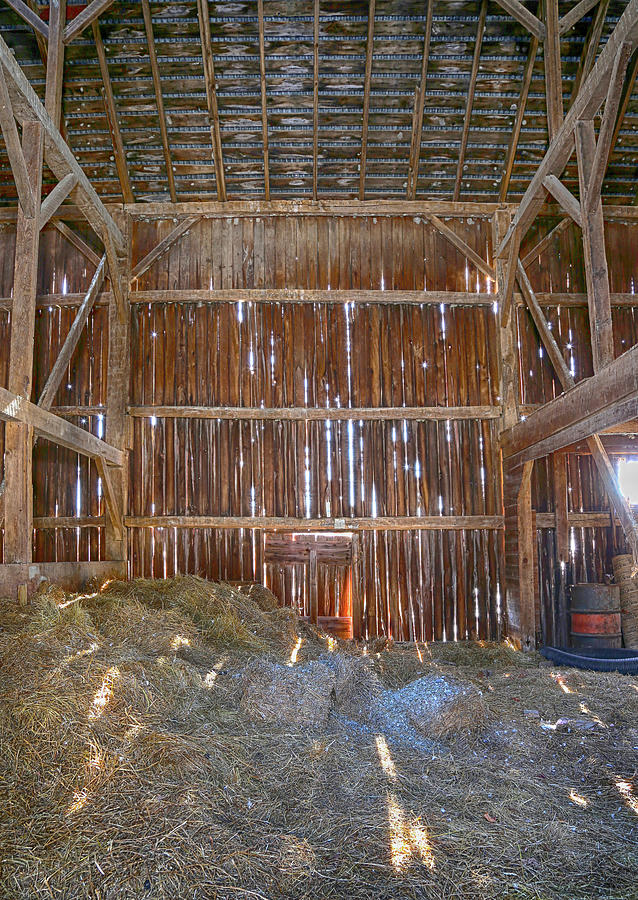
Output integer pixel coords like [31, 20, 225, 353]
[541, 646, 638, 674]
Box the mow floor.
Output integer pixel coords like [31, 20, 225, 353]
[1, 577, 637, 900]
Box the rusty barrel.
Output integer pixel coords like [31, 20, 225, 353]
[570, 583, 622, 649]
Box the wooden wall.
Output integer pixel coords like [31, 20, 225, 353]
[1, 212, 637, 643]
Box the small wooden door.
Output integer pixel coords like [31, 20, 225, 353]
[264, 533, 358, 638]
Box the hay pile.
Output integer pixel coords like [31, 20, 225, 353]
[2, 577, 638, 900]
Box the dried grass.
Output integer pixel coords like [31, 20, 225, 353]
[1, 577, 638, 900]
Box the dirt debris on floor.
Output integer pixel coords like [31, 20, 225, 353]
[1, 576, 638, 900]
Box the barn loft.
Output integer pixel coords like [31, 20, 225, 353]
[2, 1, 638, 898]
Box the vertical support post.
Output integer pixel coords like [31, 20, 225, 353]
[504, 460, 538, 650]
[575, 119, 615, 371]
[494, 209, 519, 430]
[495, 209, 537, 649]
[104, 212, 129, 564]
[309, 548, 318, 625]
[350, 534, 361, 640]
[544, 0, 563, 141]
[45, 0, 66, 129]
[553, 451, 569, 645]
[4, 121, 43, 564]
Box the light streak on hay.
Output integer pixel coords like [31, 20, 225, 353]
[204, 655, 229, 688]
[375, 735, 397, 782]
[288, 637, 303, 666]
[170, 634, 191, 650]
[569, 790, 588, 808]
[88, 667, 120, 721]
[615, 779, 638, 815]
[387, 793, 435, 873]
[551, 673, 575, 694]
[66, 789, 89, 816]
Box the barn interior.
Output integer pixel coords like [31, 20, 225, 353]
[1, 1, 638, 898]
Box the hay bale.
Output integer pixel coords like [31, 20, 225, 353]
[246, 583, 279, 612]
[318, 651, 383, 718]
[395, 675, 487, 737]
[241, 658, 335, 728]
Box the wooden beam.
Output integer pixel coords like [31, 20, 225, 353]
[2, 0, 49, 39]
[493, 0, 545, 41]
[39, 172, 77, 228]
[559, 0, 602, 35]
[197, 0, 226, 201]
[312, 0, 319, 200]
[516, 259, 638, 560]
[257, 0, 270, 201]
[499, 34, 539, 202]
[544, 0, 563, 141]
[587, 42, 633, 208]
[503, 459, 537, 649]
[542, 174, 582, 225]
[494, 210, 520, 430]
[499, 224, 522, 326]
[453, 0, 487, 202]
[521, 216, 571, 267]
[127, 404, 501, 421]
[37, 256, 106, 410]
[3, 119, 42, 564]
[0, 34, 126, 255]
[0, 386, 124, 465]
[45, 0, 65, 131]
[104, 246, 130, 560]
[141, 0, 176, 202]
[426, 213, 496, 281]
[130, 215, 202, 282]
[570, 0, 610, 106]
[0, 66, 35, 217]
[53, 220, 102, 267]
[501, 342, 638, 464]
[575, 119, 614, 370]
[62, 0, 114, 43]
[125, 515, 504, 532]
[358, 0, 375, 201]
[406, 0, 433, 200]
[92, 21, 134, 204]
[497, 0, 638, 256]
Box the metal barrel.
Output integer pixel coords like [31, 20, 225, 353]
[570, 583, 622, 649]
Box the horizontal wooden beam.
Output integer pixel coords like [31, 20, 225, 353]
[20, 511, 631, 532]
[0, 386, 124, 465]
[124, 200, 502, 220]
[501, 343, 638, 464]
[2, 288, 638, 313]
[128, 405, 501, 422]
[0, 560, 125, 601]
[125, 515, 504, 531]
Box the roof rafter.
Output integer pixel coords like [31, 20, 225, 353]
[406, 0, 433, 201]
[453, 0, 487, 202]
[92, 20, 134, 203]
[141, 0, 176, 202]
[257, 0, 270, 201]
[196, 0, 226, 201]
[358, 0, 375, 201]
